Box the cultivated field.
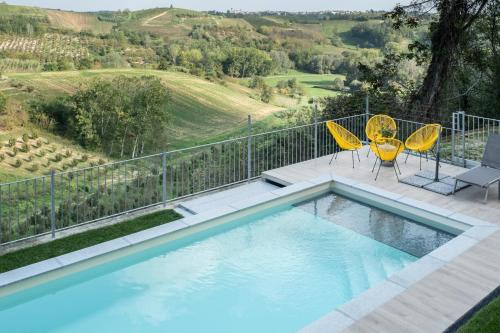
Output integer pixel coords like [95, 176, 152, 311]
[127, 8, 259, 40]
[46, 10, 113, 34]
[0, 33, 89, 60]
[0, 129, 107, 182]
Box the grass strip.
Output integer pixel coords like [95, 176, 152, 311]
[0, 209, 182, 273]
[456, 296, 500, 333]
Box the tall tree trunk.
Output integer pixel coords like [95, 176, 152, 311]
[412, 0, 489, 118]
[413, 0, 462, 118]
[120, 126, 129, 159]
[132, 136, 139, 158]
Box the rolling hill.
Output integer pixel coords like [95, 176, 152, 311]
[0, 69, 284, 149]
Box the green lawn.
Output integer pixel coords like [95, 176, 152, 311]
[0, 209, 182, 273]
[262, 70, 345, 98]
[457, 295, 500, 333]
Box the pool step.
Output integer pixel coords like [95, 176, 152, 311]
[178, 180, 279, 215]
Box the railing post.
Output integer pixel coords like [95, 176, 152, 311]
[434, 128, 441, 182]
[50, 169, 56, 239]
[461, 111, 466, 167]
[162, 152, 167, 207]
[451, 112, 456, 165]
[365, 94, 369, 142]
[314, 103, 318, 159]
[247, 115, 252, 182]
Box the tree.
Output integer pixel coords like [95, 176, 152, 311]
[0, 91, 7, 114]
[223, 48, 273, 77]
[72, 76, 170, 157]
[387, 0, 491, 117]
[260, 84, 273, 103]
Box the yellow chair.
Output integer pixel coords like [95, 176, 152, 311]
[326, 121, 363, 168]
[371, 138, 405, 181]
[365, 115, 397, 156]
[404, 124, 441, 170]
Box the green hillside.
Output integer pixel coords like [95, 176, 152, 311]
[1, 69, 283, 149]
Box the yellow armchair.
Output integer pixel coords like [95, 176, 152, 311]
[326, 121, 363, 168]
[370, 138, 405, 181]
[365, 115, 397, 156]
[404, 124, 441, 170]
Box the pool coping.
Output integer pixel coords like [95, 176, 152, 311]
[0, 173, 497, 332]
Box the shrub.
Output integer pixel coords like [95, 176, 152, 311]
[42, 160, 51, 168]
[22, 133, 29, 143]
[27, 163, 39, 172]
[260, 84, 273, 103]
[0, 91, 7, 114]
[51, 153, 63, 162]
[35, 149, 47, 157]
[7, 147, 17, 157]
[80, 154, 89, 162]
[98, 158, 106, 165]
[29, 132, 39, 139]
[69, 158, 79, 167]
[24, 154, 33, 162]
[249, 76, 265, 89]
[19, 143, 30, 153]
[64, 150, 72, 158]
[6, 137, 16, 147]
[0, 153, 5, 162]
[12, 159, 22, 168]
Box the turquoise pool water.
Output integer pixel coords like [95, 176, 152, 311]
[0, 197, 424, 333]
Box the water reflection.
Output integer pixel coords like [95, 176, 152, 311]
[295, 194, 454, 257]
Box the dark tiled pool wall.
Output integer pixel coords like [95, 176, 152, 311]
[295, 194, 455, 258]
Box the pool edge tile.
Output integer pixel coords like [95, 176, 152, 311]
[336, 280, 405, 321]
[0, 258, 62, 288]
[57, 238, 131, 266]
[330, 174, 360, 187]
[228, 192, 280, 210]
[389, 255, 446, 288]
[350, 183, 404, 201]
[297, 310, 355, 333]
[396, 196, 454, 217]
[183, 206, 238, 226]
[270, 181, 319, 197]
[427, 235, 478, 262]
[123, 220, 189, 245]
[448, 212, 494, 227]
[461, 225, 499, 241]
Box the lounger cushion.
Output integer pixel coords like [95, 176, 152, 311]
[455, 166, 500, 187]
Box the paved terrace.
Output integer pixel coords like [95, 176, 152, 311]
[257, 146, 500, 333]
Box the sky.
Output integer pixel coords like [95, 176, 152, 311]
[4, 0, 403, 12]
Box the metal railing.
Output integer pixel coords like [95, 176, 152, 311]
[452, 112, 500, 166]
[0, 106, 498, 246]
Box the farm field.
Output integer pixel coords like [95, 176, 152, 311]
[46, 10, 113, 34]
[124, 8, 256, 40]
[1, 69, 285, 149]
[261, 70, 345, 98]
[0, 128, 108, 182]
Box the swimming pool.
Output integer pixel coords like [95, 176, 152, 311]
[0, 190, 455, 333]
